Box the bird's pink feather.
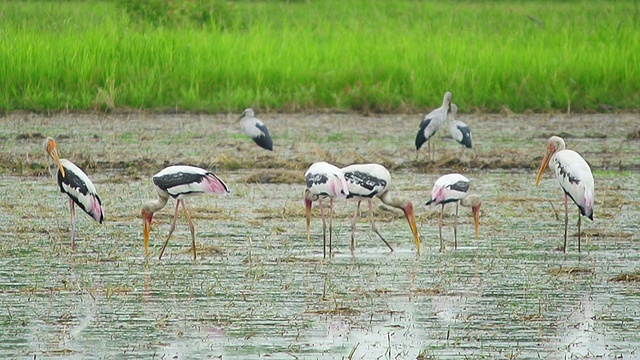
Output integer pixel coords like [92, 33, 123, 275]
[203, 175, 229, 195]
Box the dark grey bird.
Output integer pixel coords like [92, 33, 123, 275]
[415, 91, 452, 160]
[238, 108, 273, 159]
[448, 104, 474, 157]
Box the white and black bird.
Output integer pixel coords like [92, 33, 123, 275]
[426, 173, 481, 251]
[342, 163, 421, 255]
[238, 108, 273, 159]
[44, 137, 104, 250]
[142, 165, 230, 260]
[536, 136, 594, 253]
[448, 104, 474, 157]
[415, 91, 452, 160]
[304, 161, 349, 258]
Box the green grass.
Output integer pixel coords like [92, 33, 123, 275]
[0, 1, 639, 113]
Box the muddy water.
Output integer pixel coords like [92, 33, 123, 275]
[0, 113, 639, 358]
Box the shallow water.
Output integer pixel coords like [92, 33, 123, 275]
[0, 113, 639, 358]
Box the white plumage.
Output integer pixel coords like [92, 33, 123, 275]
[536, 136, 594, 252]
[142, 165, 229, 260]
[341, 163, 421, 254]
[426, 173, 481, 250]
[45, 137, 104, 250]
[304, 161, 349, 257]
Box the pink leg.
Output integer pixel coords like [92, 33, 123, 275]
[69, 198, 76, 250]
[563, 193, 568, 253]
[577, 209, 582, 253]
[329, 199, 334, 257]
[159, 200, 181, 260]
[439, 204, 444, 251]
[454, 202, 459, 250]
[180, 200, 197, 261]
[318, 199, 327, 258]
[368, 200, 393, 251]
[350, 201, 361, 253]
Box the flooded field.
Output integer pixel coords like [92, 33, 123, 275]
[0, 112, 639, 359]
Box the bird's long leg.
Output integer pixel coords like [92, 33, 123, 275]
[350, 201, 361, 253]
[577, 209, 582, 253]
[318, 199, 327, 258]
[454, 201, 459, 250]
[368, 200, 393, 252]
[180, 200, 197, 261]
[439, 204, 445, 252]
[329, 199, 334, 257]
[159, 200, 181, 260]
[563, 193, 569, 253]
[69, 198, 76, 250]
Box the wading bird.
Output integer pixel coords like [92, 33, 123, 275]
[304, 161, 349, 258]
[341, 163, 421, 255]
[415, 91, 452, 160]
[426, 173, 481, 251]
[448, 104, 474, 157]
[239, 108, 273, 160]
[142, 165, 229, 260]
[44, 137, 104, 250]
[535, 136, 594, 253]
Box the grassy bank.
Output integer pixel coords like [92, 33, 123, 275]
[0, 1, 638, 113]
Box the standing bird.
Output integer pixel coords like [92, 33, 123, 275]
[238, 108, 273, 160]
[426, 173, 481, 251]
[304, 162, 349, 258]
[44, 137, 104, 250]
[535, 136, 594, 253]
[448, 104, 474, 157]
[415, 91, 452, 160]
[341, 164, 421, 255]
[142, 165, 229, 260]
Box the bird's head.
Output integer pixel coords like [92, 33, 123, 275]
[400, 201, 421, 255]
[461, 194, 482, 239]
[44, 137, 65, 178]
[443, 91, 452, 112]
[141, 208, 154, 257]
[535, 136, 566, 186]
[238, 108, 254, 121]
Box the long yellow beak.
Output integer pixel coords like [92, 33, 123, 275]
[535, 147, 553, 186]
[49, 147, 66, 178]
[472, 204, 481, 239]
[403, 205, 421, 255]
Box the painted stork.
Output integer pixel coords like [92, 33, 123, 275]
[535, 136, 594, 253]
[426, 173, 481, 251]
[341, 163, 421, 255]
[142, 165, 229, 260]
[415, 91, 452, 160]
[448, 104, 474, 157]
[239, 108, 273, 159]
[44, 137, 104, 250]
[304, 161, 349, 258]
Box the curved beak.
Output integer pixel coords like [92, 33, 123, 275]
[472, 204, 481, 239]
[403, 204, 421, 255]
[304, 198, 312, 242]
[49, 147, 66, 178]
[535, 146, 553, 186]
[142, 211, 152, 257]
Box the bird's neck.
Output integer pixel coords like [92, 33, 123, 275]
[379, 191, 406, 210]
[144, 194, 169, 215]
